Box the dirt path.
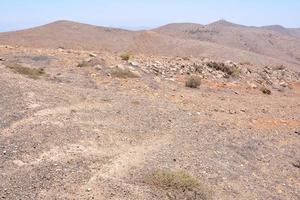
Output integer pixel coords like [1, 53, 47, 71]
[86, 132, 174, 185]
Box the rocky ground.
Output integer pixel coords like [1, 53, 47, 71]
[0, 45, 300, 200]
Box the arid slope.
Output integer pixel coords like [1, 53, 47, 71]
[155, 20, 300, 67]
[0, 45, 300, 200]
[0, 20, 300, 70]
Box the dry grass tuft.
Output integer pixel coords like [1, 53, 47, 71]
[6, 63, 45, 79]
[146, 170, 212, 200]
[120, 53, 131, 61]
[77, 58, 105, 68]
[77, 62, 89, 68]
[111, 68, 140, 79]
[149, 170, 199, 190]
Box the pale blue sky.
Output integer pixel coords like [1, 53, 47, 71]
[1, 0, 299, 32]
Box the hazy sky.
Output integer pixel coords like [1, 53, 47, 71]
[1, 0, 299, 32]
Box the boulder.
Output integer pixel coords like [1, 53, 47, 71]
[225, 60, 237, 67]
[116, 64, 126, 71]
[247, 82, 258, 89]
[129, 61, 139, 68]
[89, 53, 97, 58]
[279, 81, 288, 87]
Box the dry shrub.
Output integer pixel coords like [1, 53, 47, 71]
[77, 58, 105, 68]
[6, 63, 45, 79]
[146, 170, 212, 200]
[274, 65, 286, 70]
[120, 53, 131, 61]
[239, 61, 251, 66]
[261, 87, 272, 95]
[186, 76, 201, 88]
[149, 170, 199, 190]
[207, 62, 241, 77]
[111, 68, 140, 79]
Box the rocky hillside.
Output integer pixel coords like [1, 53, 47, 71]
[155, 20, 300, 68]
[0, 45, 300, 200]
[0, 20, 300, 70]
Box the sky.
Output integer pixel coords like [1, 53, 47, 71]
[0, 0, 299, 32]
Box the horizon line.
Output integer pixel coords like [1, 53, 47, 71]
[1, 19, 299, 33]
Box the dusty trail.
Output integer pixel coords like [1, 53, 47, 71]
[87, 132, 174, 184]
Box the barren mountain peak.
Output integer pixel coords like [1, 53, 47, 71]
[50, 20, 77, 24]
[208, 19, 241, 27]
[261, 24, 287, 31]
[44, 20, 99, 28]
[156, 22, 204, 30]
[162, 22, 203, 26]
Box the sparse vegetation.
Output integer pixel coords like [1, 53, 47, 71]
[239, 61, 251, 66]
[147, 170, 212, 200]
[230, 67, 242, 78]
[77, 58, 104, 68]
[2, 17, 300, 200]
[149, 170, 199, 190]
[111, 68, 140, 79]
[274, 65, 286, 70]
[6, 63, 45, 79]
[132, 100, 141, 105]
[292, 160, 300, 169]
[186, 75, 201, 88]
[31, 55, 51, 62]
[120, 53, 131, 61]
[261, 87, 272, 95]
[207, 61, 241, 77]
[77, 62, 89, 68]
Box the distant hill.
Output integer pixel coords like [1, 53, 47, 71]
[0, 20, 299, 69]
[155, 20, 300, 67]
[0, 21, 134, 51]
[289, 28, 300, 39]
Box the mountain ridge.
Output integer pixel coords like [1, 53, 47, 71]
[2, 19, 299, 33]
[0, 20, 299, 70]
